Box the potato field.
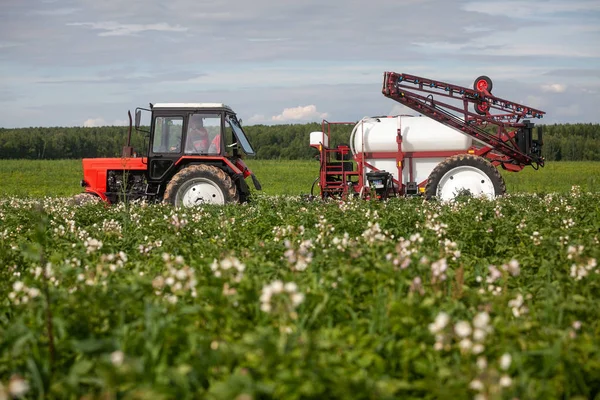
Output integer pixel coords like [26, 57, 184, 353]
[1, 183, 599, 399]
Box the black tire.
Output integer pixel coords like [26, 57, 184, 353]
[163, 165, 238, 207]
[474, 101, 490, 115]
[70, 192, 102, 206]
[473, 76, 493, 93]
[424, 154, 506, 200]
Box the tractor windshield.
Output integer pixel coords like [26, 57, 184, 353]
[226, 116, 255, 156]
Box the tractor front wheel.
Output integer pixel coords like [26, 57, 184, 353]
[425, 154, 506, 201]
[164, 165, 239, 207]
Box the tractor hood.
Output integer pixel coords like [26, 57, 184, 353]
[81, 157, 147, 197]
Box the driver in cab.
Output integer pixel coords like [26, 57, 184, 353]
[186, 119, 210, 154]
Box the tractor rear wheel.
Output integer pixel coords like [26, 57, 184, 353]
[163, 165, 239, 207]
[425, 154, 506, 201]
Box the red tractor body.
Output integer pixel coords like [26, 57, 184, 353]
[81, 158, 147, 202]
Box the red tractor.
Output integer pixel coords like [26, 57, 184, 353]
[77, 103, 261, 207]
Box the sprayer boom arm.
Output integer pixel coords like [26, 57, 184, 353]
[382, 72, 545, 168]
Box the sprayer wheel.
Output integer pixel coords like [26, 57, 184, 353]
[425, 154, 506, 201]
[474, 101, 490, 115]
[163, 164, 238, 207]
[473, 76, 493, 93]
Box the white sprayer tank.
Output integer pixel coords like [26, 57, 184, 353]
[351, 116, 473, 185]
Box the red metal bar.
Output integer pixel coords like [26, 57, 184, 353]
[391, 73, 545, 119]
[361, 150, 464, 159]
[317, 120, 360, 198]
[402, 150, 466, 158]
[382, 72, 545, 169]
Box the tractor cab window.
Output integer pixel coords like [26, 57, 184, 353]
[152, 116, 183, 153]
[185, 114, 222, 155]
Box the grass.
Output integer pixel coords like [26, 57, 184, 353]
[244, 160, 320, 196]
[0, 159, 598, 198]
[501, 161, 600, 194]
[0, 159, 83, 197]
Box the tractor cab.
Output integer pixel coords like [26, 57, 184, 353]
[137, 103, 256, 182]
[78, 103, 261, 207]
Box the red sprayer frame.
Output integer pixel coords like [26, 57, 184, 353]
[311, 72, 545, 199]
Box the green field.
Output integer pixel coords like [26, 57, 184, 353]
[0, 159, 599, 198]
[1, 191, 599, 399]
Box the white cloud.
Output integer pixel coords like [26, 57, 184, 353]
[83, 118, 107, 127]
[271, 105, 328, 122]
[541, 83, 567, 93]
[67, 21, 188, 36]
[246, 106, 329, 124]
[83, 118, 128, 127]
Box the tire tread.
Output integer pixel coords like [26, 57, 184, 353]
[163, 164, 238, 206]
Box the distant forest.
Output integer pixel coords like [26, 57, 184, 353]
[0, 123, 598, 161]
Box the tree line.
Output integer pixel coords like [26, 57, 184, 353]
[0, 123, 598, 161]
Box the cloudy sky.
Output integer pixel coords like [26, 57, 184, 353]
[1, 0, 599, 128]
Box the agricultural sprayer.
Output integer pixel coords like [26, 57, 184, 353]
[77, 103, 261, 207]
[310, 72, 545, 201]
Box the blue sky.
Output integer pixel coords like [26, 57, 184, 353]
[1, 0, 599, 128]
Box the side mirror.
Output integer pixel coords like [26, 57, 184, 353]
[135, 109, 141, 129]
[238, 118, 243, 126]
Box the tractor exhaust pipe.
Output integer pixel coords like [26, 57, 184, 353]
[122, 110, 134, 157]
